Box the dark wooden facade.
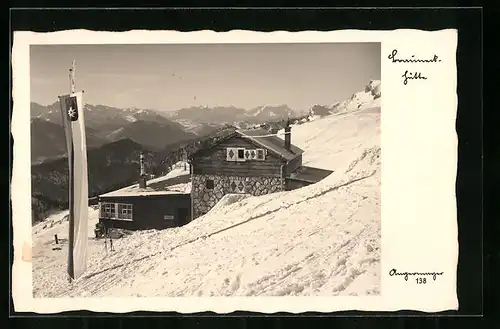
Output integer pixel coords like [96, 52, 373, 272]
[98, 193, 191, 231]
[190, 129, 307, 179]
[191, 136, 288, 177]
[285, 154, 303, 176]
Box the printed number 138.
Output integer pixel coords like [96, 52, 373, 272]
[416, 278, 427, 284]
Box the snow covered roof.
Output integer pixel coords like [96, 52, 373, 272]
[99, 164, 191, 198]
[99, 181, 191, 197]
[288, 166, 333, 184]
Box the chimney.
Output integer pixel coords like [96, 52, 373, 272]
[284, 119, 291, 151]
[139, 152, 147, 189]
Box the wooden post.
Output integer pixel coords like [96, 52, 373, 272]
[110, 234, 114, 251]
[183, 149, 187, 171]
[54, 234, 59, 244]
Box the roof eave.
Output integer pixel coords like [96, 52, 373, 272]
[188, 131, 238, 160]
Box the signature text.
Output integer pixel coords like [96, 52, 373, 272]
[388, 49, 442, 85]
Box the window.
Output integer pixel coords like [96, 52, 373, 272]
[227, 147, 264, 162]
[99, 202, 133, 221]
[100, 202, 115, 219]
[256, 149, 265, 160]
[117, 203, 133, 221]
[206, 179, 214, 189]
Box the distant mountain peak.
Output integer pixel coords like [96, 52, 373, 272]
[305, 80, 381, 121]
[125, 115, 138, 123]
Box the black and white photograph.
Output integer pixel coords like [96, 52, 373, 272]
[29, 42, 381, 297]
[11, 28, 460, 314]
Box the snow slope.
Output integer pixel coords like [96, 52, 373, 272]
[32, 106, 381, 298]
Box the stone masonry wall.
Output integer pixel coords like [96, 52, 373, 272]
[191, 174, 285, 219]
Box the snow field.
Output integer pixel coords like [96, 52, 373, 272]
[32, 101, 381, 298]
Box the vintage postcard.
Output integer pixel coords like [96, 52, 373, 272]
[11, 29, 458, 313]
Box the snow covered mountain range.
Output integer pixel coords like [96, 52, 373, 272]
[30, 103, 195, 162]
[30, 102, 299, 163]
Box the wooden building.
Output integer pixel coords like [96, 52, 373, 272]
[188, 123, 333, 219]
[97, 168, 192, 231]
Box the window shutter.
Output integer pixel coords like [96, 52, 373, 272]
[229, 179, 246, 193]
[244, 148, 253, 160]
[226, 148, 236, 161]
[237, 180, 246, 193]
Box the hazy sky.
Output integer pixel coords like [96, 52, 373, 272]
[30, 43, 380, 112]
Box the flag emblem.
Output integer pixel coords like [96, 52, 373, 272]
[66, 96, 79, 121]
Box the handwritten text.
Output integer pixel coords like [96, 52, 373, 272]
[388, 49, 442, 85]
[389, 268, 444, 282]
[388, 49, 441, 63]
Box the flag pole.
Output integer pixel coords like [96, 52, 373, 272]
[69, 60, 75, 94]
[67, 60, 76, 283]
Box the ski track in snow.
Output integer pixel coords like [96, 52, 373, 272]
[32, 105, 381, 298]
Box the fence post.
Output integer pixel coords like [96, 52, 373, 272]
[54, 234, 59, 244]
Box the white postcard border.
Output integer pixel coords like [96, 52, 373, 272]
[12, 29, 458, 314]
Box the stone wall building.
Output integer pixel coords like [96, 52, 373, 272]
[191, 174, 286, 217]
[188, 123, 333, 219]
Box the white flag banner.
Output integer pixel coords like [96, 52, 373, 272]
[58, 91, 88, 280]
